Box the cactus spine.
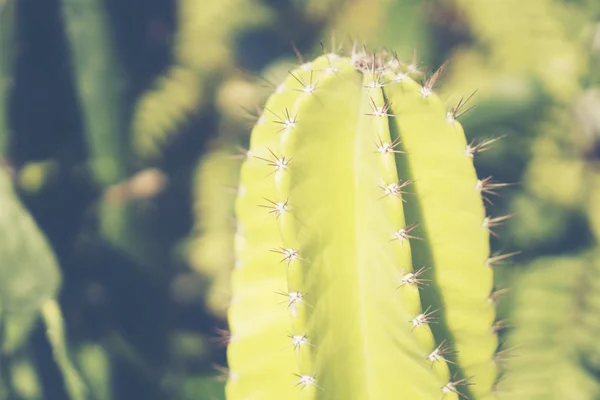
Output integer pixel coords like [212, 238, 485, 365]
[227, 49, 501, 399]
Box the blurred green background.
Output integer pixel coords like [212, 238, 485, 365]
[0, 0, 599, 399]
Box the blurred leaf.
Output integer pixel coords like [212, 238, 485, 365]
[500, 254, 600, 399]
[17, 160, 60, 194]
[132, 0, 273, 160]
[76, 343, 111, 400]
[41, 299, 88, 400]
[0, 0, 15, 156]
[0, 168, 61, 353]
[11, 356, 42, 400]
[188, 143, 240, 318]
[62, 0, 129, 185]
[182, 376, 225, 400]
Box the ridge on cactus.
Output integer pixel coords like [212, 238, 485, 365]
[226, 46, 511, 400]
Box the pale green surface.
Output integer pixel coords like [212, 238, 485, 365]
[226, 59, 320, 400]
[278, 59, 449, 399]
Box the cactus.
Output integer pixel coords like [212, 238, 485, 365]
[226, 49, 504, 399]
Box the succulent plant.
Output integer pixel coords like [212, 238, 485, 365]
[225, 48, 508, 399]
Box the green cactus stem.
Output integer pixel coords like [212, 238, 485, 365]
[226, 48, 504, 399]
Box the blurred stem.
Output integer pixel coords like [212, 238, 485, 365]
[61, 0, 130, 185]
[0, 0, 15, 158]
[0, 306, 17, 399]
[41, 300, 88, 400]
[61, 0, 158, 266]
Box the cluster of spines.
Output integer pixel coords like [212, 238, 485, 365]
[226, 46, 515, 400]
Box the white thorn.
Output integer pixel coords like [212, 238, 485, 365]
[303, 83, 317, 93]
[419, 86, 432, 98]
[295, 374, 320, 390]
[290, 334, 310, 350]
[394, 72, 407, 82]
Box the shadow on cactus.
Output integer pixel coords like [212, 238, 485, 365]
[225, 46, 511, 400]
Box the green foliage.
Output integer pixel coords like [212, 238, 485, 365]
[499, 253, 600, 399]
[62, 0, 162, 265]
[329, 0, 432, 63]
[131, 0, 272, 160]
[41, 300, 88, 400]
[226, 50, 502, 399]
[0, 167, 84, 400]
[188, 142, 241, 318]
[62, 0, 130, 185]
[0, 167, 61, 353]
[75, 344, 112, 400]
[447, 0, 588, 102]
